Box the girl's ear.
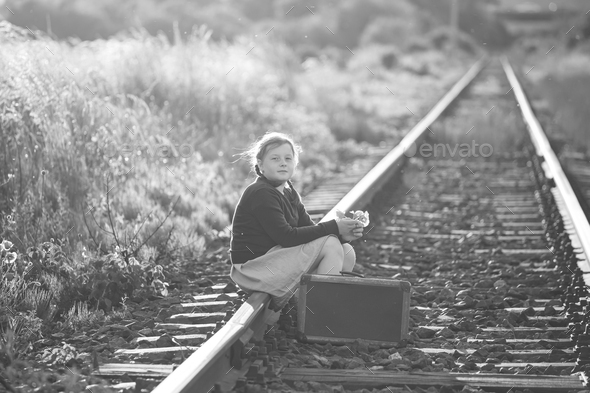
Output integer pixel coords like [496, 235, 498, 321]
[256, 159, 262, 167]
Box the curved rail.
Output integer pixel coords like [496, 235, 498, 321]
[152, 56, 488, 393]
[501, 57, 590, 272]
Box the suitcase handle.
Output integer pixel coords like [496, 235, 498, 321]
[339, 271, 365, 278]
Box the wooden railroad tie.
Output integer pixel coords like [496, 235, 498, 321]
[280, 369, 584, 391]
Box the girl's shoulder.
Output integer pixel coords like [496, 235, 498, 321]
[242, 179, 280, 199]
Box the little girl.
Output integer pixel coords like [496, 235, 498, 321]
[230, 132, 363, 311]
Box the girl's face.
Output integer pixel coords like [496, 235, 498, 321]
[258, 143, 296, 185]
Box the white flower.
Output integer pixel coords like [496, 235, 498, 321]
[1, 240, 13, 251]
[4, 252, 17, 264]
[351, 210, 370, 227]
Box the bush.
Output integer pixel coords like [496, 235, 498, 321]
[426, 26, 481, 54]
[295, 54, 406, 146]
[273, 0, 312, 19]
[406, 37, 432, 53]
[335, 0, 417, 48]
[459, 1, 513, 48]
[414, 0, 513, 49]
[538, 71, 590, 152]
[346, 44, 400, 73]
[0, 27, 318, 259]
[1, 330, 115, 392]
[0, 235, 172, 329]
[273, 15, 338, 51]
[1, 239, 61, 353]
[5, 0, 250, 42]
[235, 0, 274, 21]
[142, 2, 250, 41]
[359, 16, 422, 49]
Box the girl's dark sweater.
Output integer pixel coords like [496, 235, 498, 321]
[229, 176, 340, 264]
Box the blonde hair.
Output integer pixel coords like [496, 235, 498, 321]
[239, 132, 302, 175]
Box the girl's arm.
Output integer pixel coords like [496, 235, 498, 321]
[294, 190, 351, 243]
[251, 188, 339, 248]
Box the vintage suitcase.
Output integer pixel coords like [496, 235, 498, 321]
[297, 274, 411, 346]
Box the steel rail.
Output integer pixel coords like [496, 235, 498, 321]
[501, 57, 590, 272]
[152, 56, 488, 393]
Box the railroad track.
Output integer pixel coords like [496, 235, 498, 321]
[92, 56, 590, 392]
[87, 123, 394, 391]
[272, 58, 590, 392]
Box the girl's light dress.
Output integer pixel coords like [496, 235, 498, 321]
[230, 234, 335, 311]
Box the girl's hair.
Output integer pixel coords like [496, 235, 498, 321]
[237, 132, 302, 187]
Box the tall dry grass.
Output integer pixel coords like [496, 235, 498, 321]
[426, 72, 528, 159]
[512, 41, 590, 153]
[539, 76, 590, 153]
[0, 25, 349, 259]
[534, 52, 590, 152]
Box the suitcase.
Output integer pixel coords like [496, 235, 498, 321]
[297, 274, 411, 346]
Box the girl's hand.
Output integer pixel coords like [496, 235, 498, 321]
[336, 209, 370, 228]
[337, 218, 364, 242]
[351, 226, 364, 237]
[336, 218, 358, 235]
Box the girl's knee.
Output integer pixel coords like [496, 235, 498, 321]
[342, 243, 355, 257]
[324, 236, 343, 254]
[342, 243, 356, 271]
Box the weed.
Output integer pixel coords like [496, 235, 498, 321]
[63, 301, 105, 331]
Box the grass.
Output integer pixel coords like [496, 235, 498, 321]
[432, 109, 526, 157]
[296, 45, 476, 147]
[428, 98, 527, 161]
[536, 72, 590, 153]
[509, 30, 590, 153]
[0, 25, 350, 258]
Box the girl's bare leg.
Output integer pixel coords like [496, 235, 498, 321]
[314, 236, 344, 275]
[342, 243, 356, 272]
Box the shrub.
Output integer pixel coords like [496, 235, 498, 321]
[273, 0, 313, 19]
[406, 37, 432, 53]
[538, 72, 590, 152]
[63, 301, 105, 330]
[458, 1, 513, 48]
[359, 16, 421, 49]
[273, 15, 338, 50]
[142, 2, 249, 41]
[0, 330, 113, 392]
[426, 26, 481, 54]
[319, 46, 348, 68]
[346, 44, 400, 73]
[0, 26, 338, 260]
[414, 0, 513, 49]
[335, 0, 417, 48]
[236, 0, 274, 21]
[5, 0, 250, 42]
[0, 233, 174, 356]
